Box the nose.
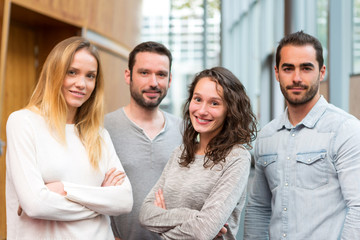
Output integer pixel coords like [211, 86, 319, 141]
[75, 76, 86, 89]
[198, 102, 208, 115]
[149, 73, 158, 87]
[293, 69, 302, 83]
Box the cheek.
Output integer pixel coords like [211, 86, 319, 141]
[189, 102, 197, 114]
[87, 81, 96, 95]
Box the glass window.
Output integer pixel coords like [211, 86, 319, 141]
[317, 0, 328, 74]
[354, 0, 360, 73]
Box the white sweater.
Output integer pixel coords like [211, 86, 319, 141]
[6, 109, 133, 240]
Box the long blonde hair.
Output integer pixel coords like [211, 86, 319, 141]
[27, 36, 104, 169]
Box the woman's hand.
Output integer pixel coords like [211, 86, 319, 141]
[216, 223, 228, 237]
[46, 182, 67, 196]
[154, 188, 166, 209]
[101, 167, 126, 187]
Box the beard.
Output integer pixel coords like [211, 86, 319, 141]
[280, 76, 320, 106]
[129, 79, 168, 110]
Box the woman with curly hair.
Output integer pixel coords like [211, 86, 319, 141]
[139, 67, 257, 239]
[6, 36, 133, 239]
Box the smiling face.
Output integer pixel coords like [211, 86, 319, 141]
[62, 48, 97, 121]
[275, 44, 326, 107]
[189, 77, 227, 143]
[125, 51, 171, 109]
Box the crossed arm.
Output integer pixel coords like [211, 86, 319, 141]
[6, 113, 133, 221]
[139, 148, 250, 239]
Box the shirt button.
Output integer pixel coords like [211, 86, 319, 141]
[264, 161, 267, 164]
[283, 233, 287, 237]
[285, 182, 288, 186]
[287, 156, 290, 160]
[284, 207, 287, 211]
[308, 159, 311, 162]
[292, 133, 295, 137]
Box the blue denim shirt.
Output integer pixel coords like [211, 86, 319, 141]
[244, 96, 360, 240]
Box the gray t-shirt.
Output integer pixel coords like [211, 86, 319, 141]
[105, 108, 182, 240]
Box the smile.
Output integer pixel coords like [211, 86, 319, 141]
[144, 91, 160, 98]
[196, 116, 211, 124]
[69, 90, 85, 96]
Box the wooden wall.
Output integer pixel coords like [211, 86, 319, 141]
[0, 1, 142, 238]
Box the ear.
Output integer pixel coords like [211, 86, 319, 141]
[274, 66, 280, 82]
[319, 65, 326, 82]
[125, 69, 131, 85]
[168, 73, 172, 88]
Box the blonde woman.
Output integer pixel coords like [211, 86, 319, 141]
[6, 36, 133, 239]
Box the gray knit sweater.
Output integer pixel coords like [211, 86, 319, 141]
[139, 144, 251, 240]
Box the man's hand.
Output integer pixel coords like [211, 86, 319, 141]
[102, 168, 126, 187]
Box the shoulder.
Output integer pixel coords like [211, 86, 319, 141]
[7, 109, 41, 128]
[163, 111, 182, 125]
[227, 145, 251, 162]
[257, 116, 282, 139]
[213, 145, 251, 172]
[170, 145, 183, 158]
[320, 104, 360, 130]
[6, 109, 43, 139]
[163, 111, 183, 136]
[105, 108, 124, 123]
[104, 108, 128, 132]
[325, 104, 358, 122]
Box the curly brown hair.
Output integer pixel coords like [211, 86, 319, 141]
[180, 67, 257, 168]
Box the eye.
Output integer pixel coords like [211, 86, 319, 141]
[283, 67, 292, 72]
[140, 71, 148, 76]
[158, 72, 167, 78]
[87, 73, 97, 79]
[67, 70, 76, 76]
[302, 67, 312, 71]
[211, 101, 219, 106]
[193, 96, 201, 102]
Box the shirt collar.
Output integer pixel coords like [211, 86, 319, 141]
[276, 96, 328, 130]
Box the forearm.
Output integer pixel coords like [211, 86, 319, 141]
[244, 204, 271, 239]
[139, 202, 198, 233]
[341, 207, 360, 239]
[244, 162, 272, 239]
[64, 179, 133, 216]
[164, 156, 251, 239]
[19, 188, 99, 221]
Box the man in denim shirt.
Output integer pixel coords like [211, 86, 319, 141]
[244, 31, 360, 239]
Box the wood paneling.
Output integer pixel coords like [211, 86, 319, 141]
[349, 75, 360, 119]
[10, 0, 142, 49]
[98, 48, 130, 113]
[10, 0, 87, 26]
[0, 21, 37, 239]
[87, 0, 142, 48]
[320, 80, 329, 102]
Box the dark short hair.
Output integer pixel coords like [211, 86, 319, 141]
[276, 30, 324, 69]
[128, 41, 172, 73]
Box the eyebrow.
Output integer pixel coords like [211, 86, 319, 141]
[193, 92, 223, 101]
[281, 62, 315, 68]
[68, 66, 97, 72]
[300, 62, 315, 68]
[281, 63, 294, 68]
